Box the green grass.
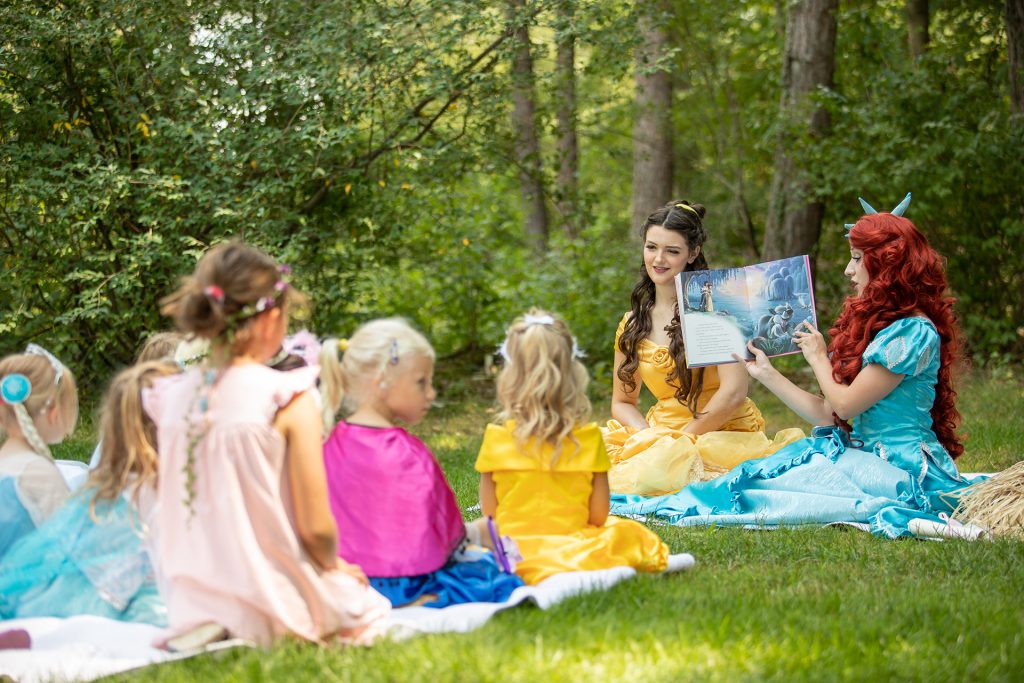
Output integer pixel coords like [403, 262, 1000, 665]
[103, 369, 1024, 681]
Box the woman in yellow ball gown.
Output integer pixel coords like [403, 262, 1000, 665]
[605, 200, 803, 496]
[476, 310, 684, 585]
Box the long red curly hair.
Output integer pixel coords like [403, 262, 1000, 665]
[828, 213, 964, 458]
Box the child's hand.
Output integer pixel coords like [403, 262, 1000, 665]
[733, 342, 776, 383]
[335, 559, 369, 585]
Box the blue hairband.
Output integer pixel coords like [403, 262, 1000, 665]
[844, 192, 912, 237]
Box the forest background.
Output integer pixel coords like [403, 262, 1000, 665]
[2, 0, 1022, 396]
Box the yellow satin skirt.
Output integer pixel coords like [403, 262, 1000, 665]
[511, 516, 669, 585]
[605, 398, 805, 496]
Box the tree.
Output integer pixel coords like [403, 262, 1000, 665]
[554, 0, 579, 238]
[631, 0, 674, 234]
[0, 0, 525, 387]
[762, 0, 838, 262]
[907, 0, 929, 57]
[1008, 0, 1024, 115]
[507, 0, 550, 250]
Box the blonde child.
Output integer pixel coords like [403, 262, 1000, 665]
[0, 345, 78, 559]
[88, 331, 187, 470]
[0, 361, 176, 624]
[320, 318, 523, 608]
[476, 309, 678, 585]
[136, 331, 187, 363]
[149, 242, 389, 648]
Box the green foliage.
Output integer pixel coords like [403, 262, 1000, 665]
[801, 0, 1024, 359]
[0, 0, 522, 391]
[2, 0, 1020, 403]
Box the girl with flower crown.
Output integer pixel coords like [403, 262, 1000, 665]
[605, 199, 804, 496]
[611, 197, 987, 539]
[476, 309, 691, 585]
[148, 242, 389, 649]
[0, 345, 78, 560]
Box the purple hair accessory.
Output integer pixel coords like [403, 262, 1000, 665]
[283, 330, 321, 367]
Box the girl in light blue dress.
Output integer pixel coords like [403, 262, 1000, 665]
[0, 361, 178, 625]
[0, 345, 78, 559]
[611, 197, 983, 538]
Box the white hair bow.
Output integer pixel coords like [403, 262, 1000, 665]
[497, 312, 586, 363]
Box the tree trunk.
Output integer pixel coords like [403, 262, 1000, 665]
[631, 0, 673, 235]
[507, 0, 549, 250]
[1008, 0, 1024, 115]
[906, 0, 929, 57]
[762, 0, 838, 261]
[555, 0, 579, 238]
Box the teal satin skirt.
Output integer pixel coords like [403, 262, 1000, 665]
[610, 426, 981, 538]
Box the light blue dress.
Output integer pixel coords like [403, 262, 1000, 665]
[0, 451, 68, 559]
[610, 318, 981, 538]
[0, 477, 37, 559]
[0, 487, 166, 625]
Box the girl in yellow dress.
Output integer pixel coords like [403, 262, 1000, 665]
[606, 200, 804, 496]
[476, 309, 675, 585]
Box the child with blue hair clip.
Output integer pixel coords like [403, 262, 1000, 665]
[0, 344, 78, 559]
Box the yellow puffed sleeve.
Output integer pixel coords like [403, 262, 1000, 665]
[561, 424, 609, 473]
[475, 422, 608, 473]
[475, 423, 532, 473]
[613, 311, 632, 353]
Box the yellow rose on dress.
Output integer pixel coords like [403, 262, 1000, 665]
[650, 347, 672, 367]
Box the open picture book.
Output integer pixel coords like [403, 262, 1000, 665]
[675, 255, 817, 368]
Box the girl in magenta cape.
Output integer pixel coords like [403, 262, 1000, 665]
[320, 318, 523, 608]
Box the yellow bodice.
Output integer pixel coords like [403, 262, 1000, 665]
[614, 311, 760, 431]
[475, 422, 607, 538]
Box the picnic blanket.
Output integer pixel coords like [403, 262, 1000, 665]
[0, 554, 695, 682]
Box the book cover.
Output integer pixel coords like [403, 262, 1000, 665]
[675, 255, 817, 368]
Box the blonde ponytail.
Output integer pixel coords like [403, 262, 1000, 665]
[319, 338, 347, 435]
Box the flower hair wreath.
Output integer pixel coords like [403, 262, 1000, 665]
[203, 265, 292, 341]
[496, 313, 586, 363]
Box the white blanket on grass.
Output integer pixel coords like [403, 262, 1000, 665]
[0, 554, 695, 682]
[386, 553, 694, 638]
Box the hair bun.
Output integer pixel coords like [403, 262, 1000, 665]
[180, 281, 228, 339]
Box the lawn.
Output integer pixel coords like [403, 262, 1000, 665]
[54, 367, 1024, 682]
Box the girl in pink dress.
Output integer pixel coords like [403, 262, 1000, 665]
[319, 318, 523, 608]
[148, 242, 389, 648]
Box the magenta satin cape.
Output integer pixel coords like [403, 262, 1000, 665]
[323, 422, 465, 577]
